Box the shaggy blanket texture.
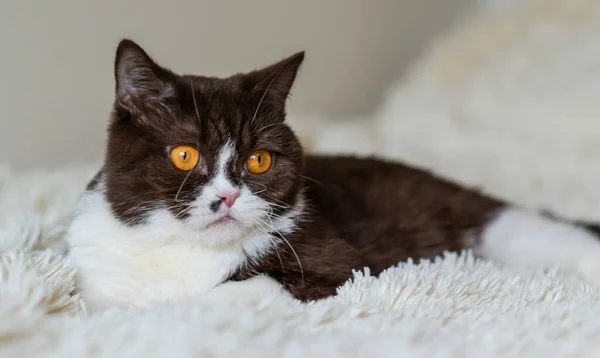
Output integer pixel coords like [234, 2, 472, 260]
[4, 0, 600, 356]
[1, 166, 600, 357]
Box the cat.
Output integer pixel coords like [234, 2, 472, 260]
[67, 39, 600, 311]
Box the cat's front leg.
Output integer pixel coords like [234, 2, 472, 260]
[202, 275, 293, 303]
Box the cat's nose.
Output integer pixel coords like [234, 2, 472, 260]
[217, 190, 240, 208]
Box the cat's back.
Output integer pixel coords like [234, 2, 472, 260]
[302, 155, 503, 263]
[304, 155, 501, 214]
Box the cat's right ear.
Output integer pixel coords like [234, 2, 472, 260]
[114, 39, 175, 115]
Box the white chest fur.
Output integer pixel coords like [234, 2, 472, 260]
[66, 187, 284, 311]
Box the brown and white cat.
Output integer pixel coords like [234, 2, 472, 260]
[67, 39, 600, 311]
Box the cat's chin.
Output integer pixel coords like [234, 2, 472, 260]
[203, 214, 238, 229]
[188, 217, 261, 248]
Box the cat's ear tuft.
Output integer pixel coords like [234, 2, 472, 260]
[114, 39, 174, 113]
[251, 51, 305, 105]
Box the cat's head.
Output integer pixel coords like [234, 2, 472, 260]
[103, 39, 306, 247]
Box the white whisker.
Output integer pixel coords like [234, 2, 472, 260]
[257, 122, 286, 133]
[258, 217, 304, 284]
[265, 201, 290, 210]
[175, 169, 193, 202]
[251, 74, 277, 124]
[191, 80, 201, 126]
[253, 219, 286, 272]
[265, 201, 291, 210]
[174, 80, 202, 204]
[300, 175, 325, 187]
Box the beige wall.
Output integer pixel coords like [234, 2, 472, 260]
[0, 0, 474, 169]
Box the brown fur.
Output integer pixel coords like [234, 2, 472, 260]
[232, 156, 502, 300]
[104, 40, 305, 225]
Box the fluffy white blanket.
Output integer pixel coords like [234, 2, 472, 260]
[4, 0, 600, 356]
[1, 165, 599, 357]
[1, 166, 600, 357]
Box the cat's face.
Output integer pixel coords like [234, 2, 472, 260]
[103, 40, 305, 247]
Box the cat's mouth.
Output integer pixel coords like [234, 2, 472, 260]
[205, 215, 238, 229]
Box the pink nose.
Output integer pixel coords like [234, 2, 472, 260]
[217, 191, 240, 208]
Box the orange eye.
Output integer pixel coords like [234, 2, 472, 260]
[246, 150, 272, 174]
[170, 145, 200, 171]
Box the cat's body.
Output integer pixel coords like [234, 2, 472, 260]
[231, 155, 502, 299]
[67, 40, 600, 311]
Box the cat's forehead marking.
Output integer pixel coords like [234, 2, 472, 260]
[212, 140, 238, 189]
[217, 141, 235, 173]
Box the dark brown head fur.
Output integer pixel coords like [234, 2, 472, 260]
[103, 39, 305, 225]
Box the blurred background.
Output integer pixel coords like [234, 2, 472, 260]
[4, 0, 600, 219]
[1, 0, 490, 169]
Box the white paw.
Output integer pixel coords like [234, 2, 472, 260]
[202, 275, 292, 303]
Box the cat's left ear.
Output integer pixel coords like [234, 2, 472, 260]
[247, 51, 305, 108]
[114, 39, 176, 116]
